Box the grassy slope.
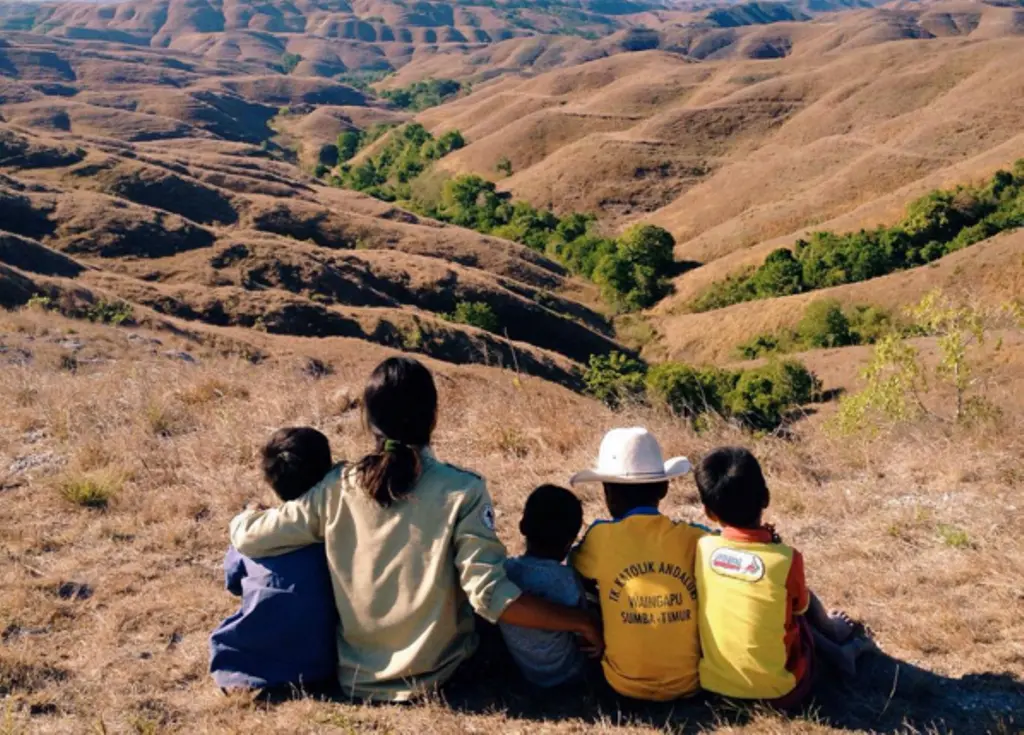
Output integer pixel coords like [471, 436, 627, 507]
[1, 307, 1022, 733]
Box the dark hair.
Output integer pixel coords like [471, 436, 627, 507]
[695, 446, 769, 529]
[602, 480, 669, 520]
[520, 485, 583, 559]
[357, 357, 438, 507]
[261, 427, 333, 502]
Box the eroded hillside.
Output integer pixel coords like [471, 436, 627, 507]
[0, 36, 631, 387]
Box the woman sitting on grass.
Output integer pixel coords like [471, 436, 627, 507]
[229, 356, 602, 702]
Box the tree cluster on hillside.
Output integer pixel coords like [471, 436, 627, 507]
[585, 351, 818, 430]
[415, 175, 676, 311]
[330, 124, 465, 201]
[380, 79, 462, 111]
[736, 299, 896, 359]
[326, 133, 678, 311]
[693, 161, 1024, 312]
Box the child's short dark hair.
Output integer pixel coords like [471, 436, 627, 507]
[695, 447, 768, 529]
[261, 427, 332, 502]
[520, 485, 583, 557]
[602, 481, 669, 514]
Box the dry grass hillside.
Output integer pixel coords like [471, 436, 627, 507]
[413, 10, 1024, 370]
[423, 21, 1024, 244]
[0, 0, 767, 82]
[0, 34, 629, 387]
[1, 302, 1023, 733]
[2, 1, 1024, 731]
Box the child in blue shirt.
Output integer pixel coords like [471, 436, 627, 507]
[499, 484, 589, 688]
[209, 427, 339, 693]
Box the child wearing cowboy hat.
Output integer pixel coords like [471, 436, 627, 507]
[569, 427, 708, 702]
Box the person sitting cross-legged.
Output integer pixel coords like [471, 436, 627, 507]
[569, 427, 708, 702]
[228, 357, 603, 702]
[694, 446, 873, 710]
[499, 484, 591, 690]
[209, 427, 339, 696]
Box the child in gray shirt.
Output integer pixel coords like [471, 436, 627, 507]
[500, 485, 588, 688]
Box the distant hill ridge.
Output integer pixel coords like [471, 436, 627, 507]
[0, 0, 893, 81]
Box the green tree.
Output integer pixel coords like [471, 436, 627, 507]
[337, 130, 362, 162]
[750, 248, 804, 298]
[646, 363, 732, 417]
[797, 299, 853, 348]
[281, 52, 302, 74]
[724, 360, 816, 430]
[594, 224, 676, 312]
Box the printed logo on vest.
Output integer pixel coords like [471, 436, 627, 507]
[709, 548, 765, 582]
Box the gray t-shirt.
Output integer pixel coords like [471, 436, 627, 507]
[498, 555, 587, 688]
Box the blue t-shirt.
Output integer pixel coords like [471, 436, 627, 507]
[209, 544, 338, 690]
[498, 555, 586, 688]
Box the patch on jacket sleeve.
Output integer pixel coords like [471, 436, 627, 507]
[481, 504, 496, 532]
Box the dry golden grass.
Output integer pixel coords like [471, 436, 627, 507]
[1, 307, 1022, 733]
[648, 229, 1024, 366]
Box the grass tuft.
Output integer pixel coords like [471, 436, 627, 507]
[57, 472, 121, 510]
[937, 523, 974, 549]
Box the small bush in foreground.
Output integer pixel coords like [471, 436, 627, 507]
[58, 472, 120, 509]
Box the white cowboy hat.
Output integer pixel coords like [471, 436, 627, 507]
[570, 427, 691, 486]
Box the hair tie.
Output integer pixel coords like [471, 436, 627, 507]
[383, 438, 401, 454]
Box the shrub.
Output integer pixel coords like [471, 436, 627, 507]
[583, 351, 646, 408]
[58, 472, 120, 509]
[445, 301, 500, 333]
[724, 360, 817, 430]
[496, 156, 513, 176]
[333, 124, 464, 200]
[646, 363, 733, 417]
[734, 333, 785, 360]
[832, 290, 1000, 434]
[86, 299, 133, 326]
[337, 130, 362, 162]
[380, 79, 462, 111]
[797, 299, 853, 348]
[736, 301, 895, 360]
[280, 53, 302, 74]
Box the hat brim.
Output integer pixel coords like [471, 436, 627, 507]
[569, 457, 691, 487]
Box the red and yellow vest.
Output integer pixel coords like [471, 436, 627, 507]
[695, 527, 810, 699]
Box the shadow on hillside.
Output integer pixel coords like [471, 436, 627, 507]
[439, 633, 1024, 733]
[668, 260, 702, 279]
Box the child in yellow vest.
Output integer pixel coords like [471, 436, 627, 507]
[569, 427, 708, 701]
[694, 447, 872, 708]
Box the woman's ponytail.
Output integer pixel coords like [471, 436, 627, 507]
[356, 358, 438, 507]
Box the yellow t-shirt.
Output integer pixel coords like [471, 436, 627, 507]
[571, 508, 707, 701]
[695, 527, 811, 700]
